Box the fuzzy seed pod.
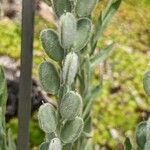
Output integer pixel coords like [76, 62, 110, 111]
[60, 91, 82, 120]
[60, 117, 84, 143]
[40, 29, 64, 62]
[39, 142, 50, 150]
[62, 52, 78, 85]
[143, 70, 150, 96]
[59, 13, 77, 50]
[38, 61, 60, 95]
[76, 0, 98, 17]
[49, 138, 62, 150]
[73, 18, 92, 52]
[136, 121, 147, 149]
[38, 103, 57, 133]
[51, 0, 72, 18]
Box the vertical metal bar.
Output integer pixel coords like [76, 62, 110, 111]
[17, 0, 35, 149]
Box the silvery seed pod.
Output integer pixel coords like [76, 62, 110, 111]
[73, 18, 92, 52]
[38, 61, 60, 95]
[38, 103, 57, 133]
[136, 121, 147, 149]
[60, 117, 84, 143]
[62, 52, 78, 85]
[76, 0, 97, 17]
[51, 0, 72, 18]
[40, 29, 64, 62]
[60, 91, 82, 120]
[49, 138, 62, 150]
[59, 13, 77, 50]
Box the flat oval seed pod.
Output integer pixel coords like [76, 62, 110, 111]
[51, 0, 72, 18]
[40, 142, 50, 150]
[49, 138, 62, 150]
[143, 70, 150, 96]
[62, 52, 78, 85]
[38, 103, 57, 133]
[38, 61, 60, 95]
[76, 0, 98, 17]
[59, 13, 77, 50]
[40, 29, 64, 62]
[60, 117, 84, 144]
[73, 18, 92, 52]
[135, 121, 147, 149]
[60, 91, 82, 120]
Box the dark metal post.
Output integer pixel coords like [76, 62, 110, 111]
[17, 0, 35, 149]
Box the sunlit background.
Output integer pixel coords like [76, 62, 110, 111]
[0, 0, 150, 149]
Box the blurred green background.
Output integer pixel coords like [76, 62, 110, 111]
[0, 0, 150, 149]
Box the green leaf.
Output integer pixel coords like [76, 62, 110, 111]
[92, 0, 121, 48]
[59, 13, 77, 50]
[136, 121, 147, 149]
[0, 66, 8, 108]
[60, 91, 82, 120]
[38, 103, 57, 133]
[83, 83, 102, 119]
[143, 70, 150, 96]
[60, 117, 84, 144]
[73, 18, 92, 52]
[51, 0, 72, 18]
[38, 61, 60, 95]
[40, 29, 64, 62]
[76, 0, 98, 17]
[7, 129, 16, 150]
[124, 137, 132, 150]
[90, 43, 114, 68]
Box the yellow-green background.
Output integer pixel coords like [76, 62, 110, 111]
[0, 0, 150, 149]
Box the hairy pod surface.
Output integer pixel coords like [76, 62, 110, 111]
[143, 70, 150, 96]
[39, 142, 50, 150]
[38, 103, 57, 133]
[146, 119, 150, 140]
[60, 117, 84, 143]
[73, 18, 92, 52]
[136, 121, 147, 149]
[38, 61, 60, 95]
[76, 0, 97, 17]
[62, 52, 78, 85]
[59, 13, 77, 50]
[49, 138, 62, 150]
[60, 91, 82, 120]
[51, 0, 72, 18]
[40, 29, 64, 62]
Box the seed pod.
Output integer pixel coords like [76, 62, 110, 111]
[62, 52, 78, 85]
[136, 121, 147, 149]
[143, 70, 150, 96]
[51, 0, 72, 18]
[49, 138, 62, 150]
[73, 18, 92, 52]
[39, 142, 50, 150]
[38, 103, 57, 133]
[38, 61, 60, 95]
[76, 0, 97, 17]
[146, 118, 150, 140]
[40, 29, 64, 62]
[60, 117, 84, 143]
[59, 13, 77, 50]
[60, 91, 82, 120]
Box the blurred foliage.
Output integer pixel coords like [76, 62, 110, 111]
[0, 0, 150, 149]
